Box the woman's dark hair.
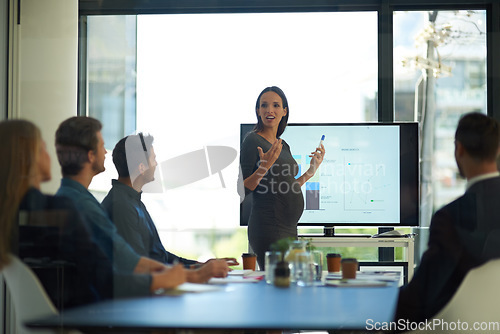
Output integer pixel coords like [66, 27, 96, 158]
[455, 112, 500, 162]
[253, 86, 289, 138]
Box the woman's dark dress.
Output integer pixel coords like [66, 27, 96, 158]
[240, 132, 304, 269]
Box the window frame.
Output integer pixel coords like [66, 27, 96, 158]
[77, 0, 500, 122]
[77, 0, 500, 263]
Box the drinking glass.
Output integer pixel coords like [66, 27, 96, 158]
[311, 250, 324, 281]
[294, 252, 314, 287]
[285, 240, 307, 283]
[265, 251, 282, 284]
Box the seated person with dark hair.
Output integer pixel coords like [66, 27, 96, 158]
[55, 116, 229, 283]
[396, 112, 500, 323]
[102, 133, 238, 274]
[55, 116, 164, 275]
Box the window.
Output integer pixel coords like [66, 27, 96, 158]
[84, 11, 378, 261]
[393, 10, 486, 225]
[81, 4, 492, 265]
[86, 16, 137, 148]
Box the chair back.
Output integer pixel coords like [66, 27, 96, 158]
[1, 255, 58, 334]
[482, 229, 500, 258]
[406, 258, 500, 334]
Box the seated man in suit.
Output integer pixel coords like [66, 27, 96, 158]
[396, 112, 500, 323]
[101, 133, 238, 268]
[55, 116, 230, 283]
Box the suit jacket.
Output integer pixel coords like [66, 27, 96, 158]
[396, 176, 500, 322]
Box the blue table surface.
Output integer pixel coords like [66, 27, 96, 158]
[28, 280, 399, 331]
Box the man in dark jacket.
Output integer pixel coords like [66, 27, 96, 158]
[396, 112, 500, 323]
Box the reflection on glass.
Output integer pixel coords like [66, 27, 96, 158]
[393, 10, 486, 223]
[87, 16, 137, 149]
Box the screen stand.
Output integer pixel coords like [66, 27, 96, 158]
[324, 227, 335, 237]
[322, 227, 372, 238]
[378, 227, 395, 261]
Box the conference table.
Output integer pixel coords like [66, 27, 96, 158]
[27, 273, 400, 333]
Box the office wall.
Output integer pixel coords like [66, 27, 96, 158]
[9, 0, 78, 194]
[2, 2, 77, 330]
[0, 0, 6, 120]
[1, 0, 8, 331]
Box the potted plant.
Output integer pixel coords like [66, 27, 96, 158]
[270, 237, 294, 287]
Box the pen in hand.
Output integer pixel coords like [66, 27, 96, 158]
[318, 135, 325, 148]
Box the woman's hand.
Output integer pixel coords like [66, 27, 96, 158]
[307, 143, 325, 175]
[243, 139, 283, 191]
[297, 144, 325, 187]
[257, 139, 283, 172]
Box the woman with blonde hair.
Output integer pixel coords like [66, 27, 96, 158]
[0, 119, 49, 269]
[0, 119, 186, 309]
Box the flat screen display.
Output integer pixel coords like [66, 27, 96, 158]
[240, 123, 419, 227]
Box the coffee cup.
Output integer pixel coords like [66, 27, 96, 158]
[341, 258, 358, 279]
[242, 253, 257, 270]
[326, 253, 341, 272]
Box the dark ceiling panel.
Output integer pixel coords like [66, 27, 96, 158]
[79, 0, 492, 16]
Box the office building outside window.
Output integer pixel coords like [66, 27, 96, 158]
[393, 10, 486, 229]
